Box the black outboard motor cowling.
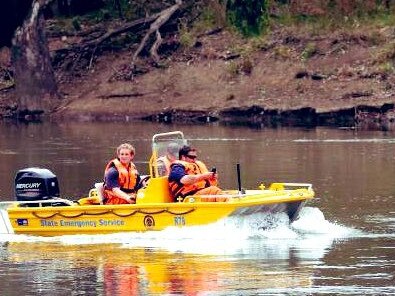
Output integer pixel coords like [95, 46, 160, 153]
[15, 168, 60, 202]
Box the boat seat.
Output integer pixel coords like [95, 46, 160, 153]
[78, 182, 104, 205]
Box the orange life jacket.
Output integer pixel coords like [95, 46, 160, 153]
[169, 160, 217, 199]
[103, 158, 138, 204]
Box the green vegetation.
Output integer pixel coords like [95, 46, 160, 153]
[225, 56, 253, 78]
[266, 1, 395, 34]
[373, 40, 395, 73]
[226, 0, 269, 36]
[179, 22, 196, 49]
[301, 42, 318, 62]
[71, 17, 81, 31]
[274, 45, 291, 59]
[43, 1, 395, 42]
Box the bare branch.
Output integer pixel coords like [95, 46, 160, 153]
[131, 0, 182, 67]
[81, 13, 161, 49]
[150, 30, 163, 64]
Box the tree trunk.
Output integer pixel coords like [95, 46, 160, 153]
[11, 0, 60, 119]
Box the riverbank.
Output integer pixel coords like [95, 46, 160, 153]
[1, 23, 395, 129]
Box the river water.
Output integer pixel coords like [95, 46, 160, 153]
[0, 121, 394, 295]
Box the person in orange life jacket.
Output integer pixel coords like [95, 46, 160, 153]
[168, 145, 222, 201]
[156, 142, 179, 176]
[103, 143, 141, 205]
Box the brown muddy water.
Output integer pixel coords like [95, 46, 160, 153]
[0, 121, 394, 295]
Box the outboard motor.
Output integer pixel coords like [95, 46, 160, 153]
[15, 168, 60, 206]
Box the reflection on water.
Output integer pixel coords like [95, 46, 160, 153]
[0, 121, 395, 295]
[1, 206, 393, 295]
[0, 208, 337, 295]
[1, 242, 315, 295]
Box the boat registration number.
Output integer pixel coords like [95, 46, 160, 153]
[174, 216, 185, 226]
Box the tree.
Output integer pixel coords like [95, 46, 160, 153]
[226, 0, 269, 36]
[11, 0, 60, 120]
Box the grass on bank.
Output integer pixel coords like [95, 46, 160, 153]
[44, 1, 395, 72]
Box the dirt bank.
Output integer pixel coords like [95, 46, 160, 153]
[2, 25, 395, 129]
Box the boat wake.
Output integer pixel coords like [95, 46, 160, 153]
[1, 207, 362, 258]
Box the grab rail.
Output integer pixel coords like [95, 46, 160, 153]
[0, 209, 14, 234]
[269, 183, 313, 191]
[152, 131, 184, 143]
[0, 198, 75, 207]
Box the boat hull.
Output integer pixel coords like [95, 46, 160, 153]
[4, 189, 313, 236]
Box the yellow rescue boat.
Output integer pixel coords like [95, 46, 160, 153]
[0, 131, 314, 237]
